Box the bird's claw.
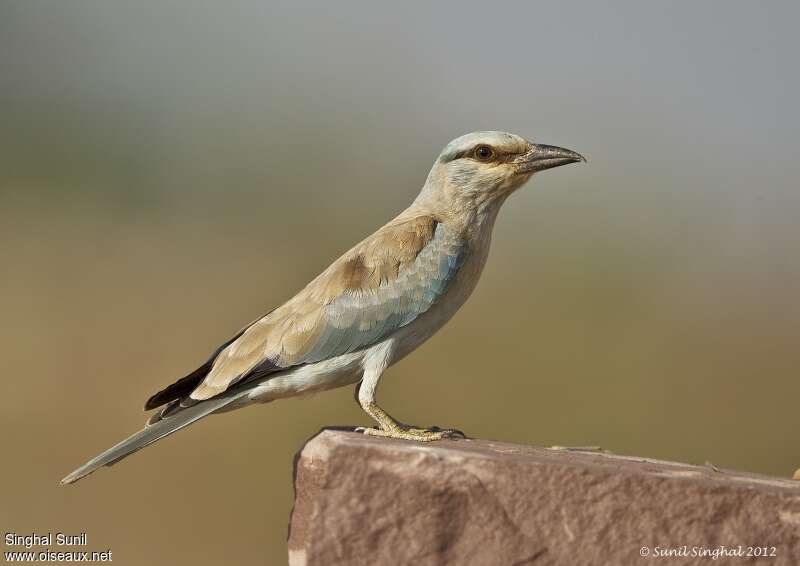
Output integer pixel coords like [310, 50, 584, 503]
[423, 426, 466, 439]
[356, 424, 466, 442]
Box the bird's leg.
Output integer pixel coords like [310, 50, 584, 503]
[354, 372, 464, 442]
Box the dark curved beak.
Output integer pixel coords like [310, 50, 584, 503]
[517, 144, 586, 174]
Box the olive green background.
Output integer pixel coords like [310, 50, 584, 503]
[2, 2, 798, 565]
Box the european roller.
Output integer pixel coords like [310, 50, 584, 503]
[62, 131, 584, 484]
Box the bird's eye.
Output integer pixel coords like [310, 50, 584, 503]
[474, 145, 495, 161]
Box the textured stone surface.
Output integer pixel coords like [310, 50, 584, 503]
[288, 430, 800, 566]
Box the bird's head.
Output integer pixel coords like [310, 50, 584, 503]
[417, 131, 584, 217]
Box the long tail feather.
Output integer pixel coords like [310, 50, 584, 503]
[61, 392, 247, 485]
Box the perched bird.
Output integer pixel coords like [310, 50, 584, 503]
[62, 131, 584, 484]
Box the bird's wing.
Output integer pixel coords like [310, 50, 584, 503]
[180, 215, 466, 402]
[67, 216, 466, 483]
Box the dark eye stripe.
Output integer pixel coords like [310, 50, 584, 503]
[440, 144, 509, 163]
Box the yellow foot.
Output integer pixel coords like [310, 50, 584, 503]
[356, 425, 466, 442]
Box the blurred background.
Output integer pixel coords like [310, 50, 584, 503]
[2, 1, 799, 564]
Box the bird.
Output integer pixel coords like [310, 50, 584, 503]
[61, 131, 584, 485]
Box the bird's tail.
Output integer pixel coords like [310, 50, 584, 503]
[61, 391, 248, 485]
